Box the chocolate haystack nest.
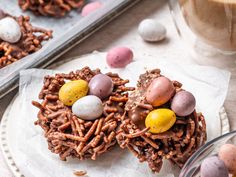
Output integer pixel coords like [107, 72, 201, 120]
[32, 67, 134, 161]
[0, 11, 52, 69]
[116, 69, 207, 173]
[18, 0, 84, 17]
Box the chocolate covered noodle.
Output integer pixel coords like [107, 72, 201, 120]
[0, 11, 52, 68]
[32, 67, 134, 161]
[116, 69, 207, 173]
[19, 0, 84, 17]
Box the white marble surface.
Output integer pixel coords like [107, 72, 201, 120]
[1, 0, 236, 176]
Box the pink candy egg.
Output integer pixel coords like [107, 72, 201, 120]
[146, 77, 175, 107]
[81, 1, 102, 17]
[106, 47, 133, 68]
[219, 144, 236, 175]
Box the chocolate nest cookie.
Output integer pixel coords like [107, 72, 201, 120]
[116, 69, 207, 173]
[32, 67, 134, 161]
[18, 0, 84, 17]
[0, 10, 52, 68]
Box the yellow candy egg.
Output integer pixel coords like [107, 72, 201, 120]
[145, 108, 176, 134]
[59, 80, 88, 106]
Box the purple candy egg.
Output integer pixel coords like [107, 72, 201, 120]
[89, 74, 113, 99]
[201, 156, 229, 177]
[171, 90, 196, 117]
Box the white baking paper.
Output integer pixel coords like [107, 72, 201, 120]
[6, 52, 230, 177]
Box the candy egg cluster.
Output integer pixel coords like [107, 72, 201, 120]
[0, 17, 21, 43]
[201, 144, 236, 177]
[144, 76, 196, 134]
[58, 73, 114, 121]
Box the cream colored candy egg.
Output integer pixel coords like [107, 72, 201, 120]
[138, 19, 166, 42]
[72, 95, 103, 120]
[0, 17, 21, 43]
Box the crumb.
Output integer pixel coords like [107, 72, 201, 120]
[74, 170, 87, 176]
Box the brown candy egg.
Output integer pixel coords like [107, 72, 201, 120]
[219, 144, 236, 175]
[171, 90, 196, 116]
[146, 77, 175, 107]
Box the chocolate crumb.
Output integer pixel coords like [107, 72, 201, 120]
[74, 170, 87, 176]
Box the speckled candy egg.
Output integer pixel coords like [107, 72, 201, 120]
[0, 17, 21, 43]
[145, 108, 176, 134]
[89, 74, 113, 99]
[146, 77, 175, 107]
[138, 19, 166, 42]
[171, 90, 196, 116]
[219, 144, 236, 175]
[201, 156, 229, 177]
[81, 1, 102, 17]
[72, 95, 103, 120]
[106, 47, 133, 68]
[59, 80, 88, 106]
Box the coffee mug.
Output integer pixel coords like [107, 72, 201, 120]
[169, 0, 236, 54]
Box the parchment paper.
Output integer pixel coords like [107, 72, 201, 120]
[7, 52, 230, 177]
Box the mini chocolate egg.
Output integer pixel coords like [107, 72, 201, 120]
[0, 17, 21, 43]
[219, 144, 236, 175]
[128, 107, 146, 129]
[145, 108, 176, 134]
[81, 1, 102, 17]
[146, 77, 175, 107]
[201, 156, 229, 177]
[138, 19, 166, 42]
[59, 80, 88, 106]
[171, 90, 196, 116]
[72, 95, 103, 120]
[89, 74, 113, 99]
[106, 47, 133, 68]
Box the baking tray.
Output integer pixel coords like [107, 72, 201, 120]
[0, 0, 140, 99]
